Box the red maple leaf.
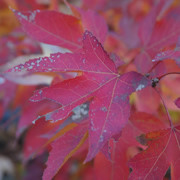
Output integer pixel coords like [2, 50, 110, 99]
[9, 31, 150, 162]
[13, 9, 83, 52]
[128, 125, 180, 180]
[94, 111, 167, 180]
[152, 48, 180, 67]
[135, 5, 180, 75]
[43, 122, 88, 180]
[12, 7, 108, 52]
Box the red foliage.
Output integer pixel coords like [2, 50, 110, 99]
[2, 0, 180, 179]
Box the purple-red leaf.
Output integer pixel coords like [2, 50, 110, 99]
[9, 31, 151, 161]
[43, 123, 88, 180]
[128, 126, 180, 180]
[13, 9, 83, 51]
[139, 0, 174, 46]
[152, 49, 180, 67]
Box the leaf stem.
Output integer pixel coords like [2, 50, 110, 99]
[158, 72, 180, 80]
[147, 61, 161, 74]
[154, 88, 173, 128]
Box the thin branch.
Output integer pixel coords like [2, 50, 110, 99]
[147, 61, 161, 74]
[154, 88, 173, 128]
[158, 72, 180, 80]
